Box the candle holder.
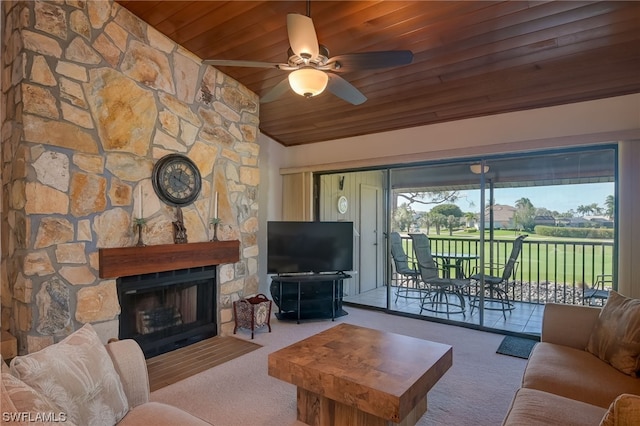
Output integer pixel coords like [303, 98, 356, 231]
[209, 218, 221, 241]
[134, 218, 146, 247]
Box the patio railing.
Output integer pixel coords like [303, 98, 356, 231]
[398, 234, 614, 306]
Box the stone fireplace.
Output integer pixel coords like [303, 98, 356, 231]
[118, 266, 216, 358]
[101, 240, 240, 357]
[1, 1, 261, 355]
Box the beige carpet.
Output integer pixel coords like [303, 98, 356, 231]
[146, 336, 261, 392]
[150, 307, 527, 425]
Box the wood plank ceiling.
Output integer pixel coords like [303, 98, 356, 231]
[117, 1, 640, 147]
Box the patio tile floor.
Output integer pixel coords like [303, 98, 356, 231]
[344, 286, 543, 336]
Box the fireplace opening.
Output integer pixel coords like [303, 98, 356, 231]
[117, 265, 216, 358]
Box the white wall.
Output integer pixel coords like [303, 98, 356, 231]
[257, 134, 287, 294]
[280, 94, 640, 172]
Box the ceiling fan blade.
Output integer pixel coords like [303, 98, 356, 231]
[260, 78, 291, 103]
[327, 50, 413, 71]
[203, 59, 286, 69]
[326, 73, 366, 105]
[287, 13, 319, 60]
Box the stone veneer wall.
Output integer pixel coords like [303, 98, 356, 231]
[1, 0, 261, 354]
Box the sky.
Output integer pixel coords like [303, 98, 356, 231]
[416, 182, 614, 214]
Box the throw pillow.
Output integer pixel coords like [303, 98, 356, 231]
[600, 393, 640, 426]
[586, 290, 640, 376]
[1, 367, 70, 424]
[10, 323, 129, 426]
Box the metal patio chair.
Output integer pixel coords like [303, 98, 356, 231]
[409, 233, 469, 317]
[469, 235, 527, 319]
[584, 274, 612, 306]
[390, 232, 424, 302]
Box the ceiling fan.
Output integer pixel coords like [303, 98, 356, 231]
[202, 4, 413, 105]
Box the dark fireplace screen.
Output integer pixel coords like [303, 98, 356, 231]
[117, 266, 216, 358]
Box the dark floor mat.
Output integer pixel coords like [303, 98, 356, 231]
[496, 335, 538, 359]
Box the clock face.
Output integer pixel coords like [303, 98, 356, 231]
[337, 195, 348, 214]
[152, 154, 202, 206]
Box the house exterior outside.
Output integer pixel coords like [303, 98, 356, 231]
[586, 216, 615, 229]
[534, 215, 556, 227]
[482, 204, 516, 230]
[558, 217, 592, 228]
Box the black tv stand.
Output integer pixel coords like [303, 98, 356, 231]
[270, 273, 350, 323]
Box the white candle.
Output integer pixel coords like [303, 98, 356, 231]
[214, 192, 218, 218]
[137, 185, 143, 218]
[214, 188, 216, 219]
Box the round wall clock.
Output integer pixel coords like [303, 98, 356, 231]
[337, 195, 348, 214]
[152, 154, 202, 206]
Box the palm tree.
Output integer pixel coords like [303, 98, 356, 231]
[393, 203, 414, 231]
[420, 212, 433, 234]
[576, 204, 593, 216]
[514, 197, 535, 231]
[432, 213, 447, 235]
[447, 215, 459, 236]
[588, 203, 603, 215]
[515, 197, 533, 209]
[464, 212, 476, 227]
[605, 195, 615, 219]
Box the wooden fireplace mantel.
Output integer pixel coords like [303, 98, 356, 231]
[98, 240, 240, 278]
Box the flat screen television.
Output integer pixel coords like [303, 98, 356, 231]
[267, 221, 354, 274]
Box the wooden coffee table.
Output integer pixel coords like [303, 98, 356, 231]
[268, 323, 452, 426]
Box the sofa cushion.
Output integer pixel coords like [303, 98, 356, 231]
[105, 339, 150, 409]
[502, 388, 607, 426]
[586, 290, 640, 376]
[118, 401, 211, 426]
[1, 360, 72, 424]
[1, 368, 57, 412]
[10, 324, 129, 426]
[523, 342, 640, 408]
[600, 393, 640, 426]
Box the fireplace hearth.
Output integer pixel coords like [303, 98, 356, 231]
[117, 265, 216, 358]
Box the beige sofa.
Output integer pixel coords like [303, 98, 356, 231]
[503, 303, 640, 425]
[1, 324, 210, 426]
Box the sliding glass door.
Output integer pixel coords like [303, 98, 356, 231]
[474, 149, 616, 334]
[321, 146, 616, 335]
[388, 160, 483, 327]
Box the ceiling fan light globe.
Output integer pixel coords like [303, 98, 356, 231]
[470, 164, 490, 174]
[288, 68, 328, 98]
